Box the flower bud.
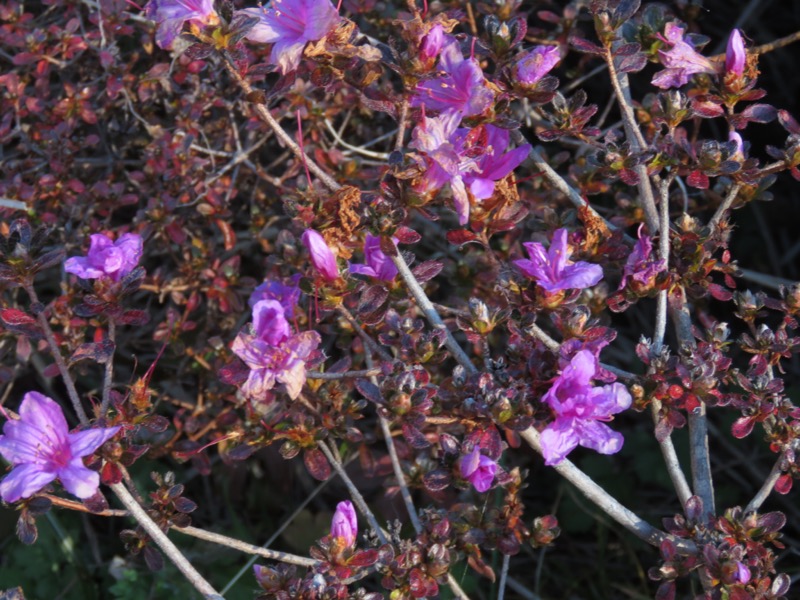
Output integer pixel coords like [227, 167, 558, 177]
[419, 24, 444, 64]
[331, 500, 357, 548]
[459, 446, 497, 492]
[301, 229, 339, 282]
[725, 29, 746, 77]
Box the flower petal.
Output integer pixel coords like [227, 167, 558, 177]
[0, 463, 57, 503]
[68, 426, 121, 458]
[58, 457, 101, 499]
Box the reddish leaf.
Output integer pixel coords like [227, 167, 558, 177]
[394, 226, 421, 244]
[686, 170, 709, 189]
[117, 310, 150, 326]
[69, 339, 116, 366]
[101, 461, 123, 485]
[402, 423, 430, 448]
[467, 554, 496, 581]
[0, 309, 40, 338]
[731, 416, 754, 438]
[348, 549, 379, 567]
[422, 469, 452, 492]
[446, 229, 478, 246]
[357, 285, 389, 316]
[569, 36, 604, 55]
[215, 218, 237, 251]
[303, 448, 331, 481]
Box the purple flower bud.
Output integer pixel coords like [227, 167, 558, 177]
[331, 500, 357, 547]
[252, 300, 291, 347]
[0, 392, 120, 502]
[514, 45, 560, 86]
[460, 446, 497, 492]
[729, 130, 744, 157]
[348, 235, 398, 281]
[419, 24, 445, 63]
[734, 561, 751, 584]
[64, 233, 143, 282]
[249, 276, 302, 319]
[301, 229, 339, 281]
[726, 29, 746, 77]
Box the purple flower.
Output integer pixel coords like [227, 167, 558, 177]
[734, 561, 751, 584]
[514, 228, 603, 293]
[652, 22, 715, 89]
[301, 229, 339, 282]
[144, 0, 219, 50]
[0, 392, 120, 503]
[249, 277, 302, 319]
[411, 40, 495, 117]
[461, 125, 530, 200]
[618, 225, 666, 291]
[232, 300, 320, 400]
[348, 235, 398, 282]
[331, 500, 357, 547]
[64, 233, 143, 282]
[239, 0, 341, 74]
[514, 45, 560, 86]
[726, 29, 746, 77]
[540, 350, 631, 465]
[460, 446, 497, 492]
[410, 111, 478, 225]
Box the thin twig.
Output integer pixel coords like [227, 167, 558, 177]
[220, 51, 341, 193]
[390, 253, 477, 374]
[605, 51, 659, 232]
[24, 284, 89, 425]
[519, 428, 697, 554]
[174, 526, 319, 567]
[111, 483, 224, 599]
[745, 454, 785, 514]
[307, 368, 383, 380]
[709, 183, 743, 231]
[497, 553, 511, 600]
[670, 303, 715, 517]
[337, 305, 393, 362]
[99, 321, 115, 417]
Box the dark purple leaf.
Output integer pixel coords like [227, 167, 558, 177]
[741, 103, 777, 124]
[411, 260, 443, 283]
[616, 52, 647, 73]
[570, 36, 604, 55]
[355, 379, 383, 404]
[16, 512, 37, 545]
[69, 339, 115, 366]
[358, 285, 389, 316]
[143, 545, 164, 571]
[402, 423, 430, 448]
[117, 309, 150, 326]
[422, 469, 452, 492]
[0, 309, 40, 338]
[174, 497, 197, 514]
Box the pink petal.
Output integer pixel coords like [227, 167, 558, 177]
[0, 463, 57, 503]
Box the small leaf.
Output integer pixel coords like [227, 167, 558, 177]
[355, 379, 383, 404]
[422, 469, 452, 492]
[348, 549, 379, 567]
[446, 229, 478, 246]
[569, 36, 604, 55]
[69, 339, 115, 366]
[402, 423, 430, 448]
[0, 309, 40, 338]
[411, 260, 443, 283]
[16, 512, 37, 545]
[143, 545, 164, 571]
[357, 285, 389, 316]
[741, 103, 777, 124]
[303, 448, 331, 481]
[731, 416, 754, 439]
[393, 226, 421, 244]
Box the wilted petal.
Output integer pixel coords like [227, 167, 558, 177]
[575, 420, 624, 455]
[540, 419, 580, 466]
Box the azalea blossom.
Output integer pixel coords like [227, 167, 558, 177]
[412, 40, 495, 117]
[514, 228, 603, 293]
[460, 125, 530, 200]
[410, 111, 478, 225]
[419, 24, 445, 65]
[348, 235, 398, 282]
[0, 392, 120, 503]
[64, 233, 143, 282]
[618, 225, 666, 291]
[239, 0, 341, 74]
[231, 300, 320, 400]
[514, 45, 560, 86]
[652, 22, 715, 89]
[144, 0, 219, 50]
[729, 130, 745, 158]
[540, 350, 631, 465]
[301, 229, 339, 282]
[725, 29, 746, 76]
[330, 500, 357, 547]
[460, 446, 497, 492]
[249, 277, 302, 318]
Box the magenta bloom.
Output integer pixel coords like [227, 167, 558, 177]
[330, 500, 357, 547]
[514, 45, 560, 86]
[652, 22, 715, 89]
[734, 561, 751, 584]
[461, 125, 530, 200]
[144, 0, 218, 50]
[514, 229, 603, 293]
[231, 300, 320, 400]
[726, 29, 746, 76]
[410, 111, 478, 225]
[249, 277, 302, 319]
[348, 235, 398, 282]
[618, 225, 666, 290]
[412, 40, 495, 117]
[460, 446, 497, 492]
[239, 0, 341, 74]
[540, 350, 631, 466]
[0, 392, 120, 503]
[729, 130, 745, 158]
[64, 233, 143, 282]
[301, 229, 339, 282]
